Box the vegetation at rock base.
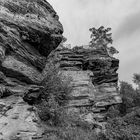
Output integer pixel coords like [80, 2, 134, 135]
[43, 72, 140, 140]
[99, 73, 140, 140]
[36, 63, 72, 126]
[35, 47, 140, 139]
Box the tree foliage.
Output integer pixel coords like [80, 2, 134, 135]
[36, 64, 72, 126]
[89, 26, 112, 46]
[103, 79, 140, 140]
[89, 26, 119, 56]
[119, 81, 136, 114]
[133, 73, 140, 89]
[105, 113, 140, 140]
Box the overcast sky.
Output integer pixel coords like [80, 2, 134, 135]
[47, 0, 140, 84]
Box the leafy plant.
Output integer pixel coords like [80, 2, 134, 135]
[36, 64, 72, 126]
[119, 81, 136, 114]
[89, 26, 112, 46]
[89, 26, 119, 56]
[104, 109, 140, 140]
[133, 73, 140, 90]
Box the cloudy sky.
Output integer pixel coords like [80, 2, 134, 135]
[47, 0, 140, 84]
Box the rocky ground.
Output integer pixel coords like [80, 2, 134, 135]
[0, 94, 43, 140]
[0, 0, 63, 139]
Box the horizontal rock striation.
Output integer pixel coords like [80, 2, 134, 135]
[0, 0, 63, 84]
[0, 0, 63, 139]
[50, 45, 121, 127]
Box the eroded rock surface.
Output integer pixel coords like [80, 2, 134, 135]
[49, 45, 121, 128]
[0, 0, 63, 139]
[0, 95, 44, 140]
[0, 0, 63, 84]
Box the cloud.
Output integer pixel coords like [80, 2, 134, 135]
[115, 11, 140, 40]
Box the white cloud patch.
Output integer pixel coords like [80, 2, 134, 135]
[115, 11, 140, 40]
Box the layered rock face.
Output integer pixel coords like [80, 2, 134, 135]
[0, 0, 121, 137]
[51, 45, 121, 127]
[0, 0, 63, 84]
[0, 0, 63, 139]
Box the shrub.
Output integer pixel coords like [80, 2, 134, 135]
[119, 81, 136, 115]
[105, 118, 140, 140]
[103, 108, 140, 140]
[106, 105, 120, 119]
[36, 64, 72, 126]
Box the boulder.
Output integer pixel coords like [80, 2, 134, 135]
[0, 0, 63, 84]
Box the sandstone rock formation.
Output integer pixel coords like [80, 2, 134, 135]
[0, 0, 121, 138]
[0, 0, 63, 139]
[0, 95, 44, 140]
[49, 45, 121, 129]
[0, 0, 63, 85]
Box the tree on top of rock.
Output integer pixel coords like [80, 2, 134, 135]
[89, 26, 119, 56]
[89, 26, 112, 46]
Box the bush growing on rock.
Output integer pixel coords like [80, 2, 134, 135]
[36, 64, 72, 126]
